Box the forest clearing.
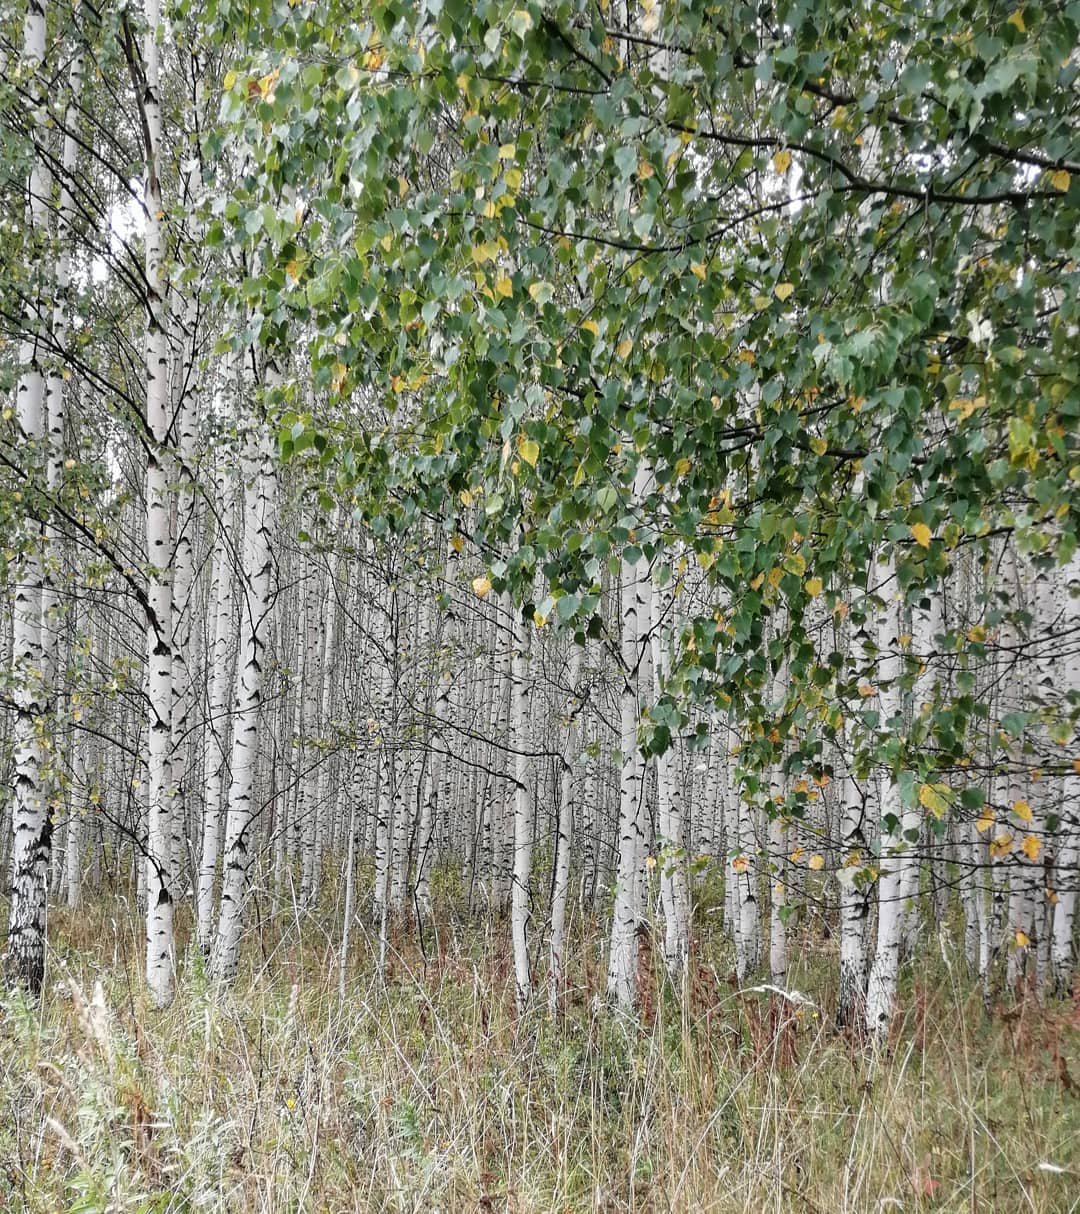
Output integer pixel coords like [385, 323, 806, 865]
[1, 0, 1079, 1209]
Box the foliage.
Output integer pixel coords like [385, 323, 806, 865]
[206, 0, 1080, 794]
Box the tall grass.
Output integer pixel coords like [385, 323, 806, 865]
[1, 889, 1077, 1212]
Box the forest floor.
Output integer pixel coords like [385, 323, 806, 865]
[1, 882, 1078, 1213]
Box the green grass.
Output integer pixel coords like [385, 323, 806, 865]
[1, 890, 1077, 1212]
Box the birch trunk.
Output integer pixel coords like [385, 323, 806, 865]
[651, 584, 689, 984]
[5, 0, 51, 995]
[197, 427, 238, 950]
[211, 392, 278, 984]
[865, 552, 912, 1038]
[608, 458, 653, 1009]
[548, 647, 583, 1014]
[510, 607, 534, 1012]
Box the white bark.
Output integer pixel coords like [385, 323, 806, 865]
[197, 426, 238, 951]
[5, 0, 51, 995]
[211, 393, 278, 984]
[865, 552, 912, 1039]
[651, 584, 689, 984]
[510, 607, 534, 1013]
[608, 457, 653, 1009]
[548, 647, 583, 1014]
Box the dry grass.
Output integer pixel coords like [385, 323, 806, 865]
[1, 890, 1077, 1212]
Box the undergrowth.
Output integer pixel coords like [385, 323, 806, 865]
[1, 886, 1077, 1212]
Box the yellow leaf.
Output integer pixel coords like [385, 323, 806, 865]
[581, 318, 599, 337]
[807, 853, 825, 871]
[637, 159, 654, 180]
[1021, 834, 1042, 861]
[495, 275, 513, 298]
[754, 294, 771, 311]
[675, 457, 691, 478]
[750, 571, 765, 590]
[517, 435, 539, 467]
[1073, 757, 1080, 774]
[975, 806, 995, 833]
[989, 831, 1014, 859]
[471, 576, 492, 599]
[645, 854, 657, 869]
[918, 782, 949, 819]
[498, 143, 516, 160]
[1014, 930, 1030, 948]
[397, 175, 409, 198]
[616, 338, 633, 359]
[911, 522, 932, 548]
[285, 260, 301, 281]
[809, 436, 827, 455]
[1006, 9, 1025, 32]
[774, 282, 794, 301]
[690, 261, 707, 281]
[533, 610, 546, 627]
[449, 535, 464, 554]
[223, 69, 237, 91]
[1049, 169, 1070, 192]
[1011, 799, 1033, 822]
[858, 683, 876, 698]
[731, 854, 750, 874]
[773, 149, 792, 174]
[949, 396, 982, 421]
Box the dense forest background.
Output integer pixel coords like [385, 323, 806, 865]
[1, 0, 1078, 1209]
